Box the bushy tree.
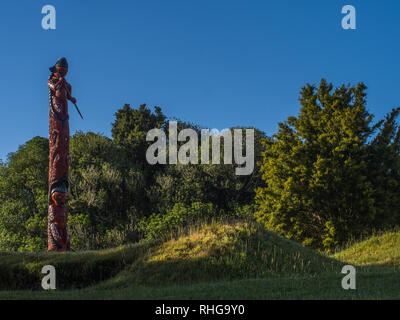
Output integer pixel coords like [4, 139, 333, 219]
[68, 131, 146, 248]
[145, 125, 265, 215]
[111, 104, 166, 166]
[0, 137, 49, 251]
[69, 131, 144, 225]
[367, 108, 400, 226]
[255, 79, 400, 251]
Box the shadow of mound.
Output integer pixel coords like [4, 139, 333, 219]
[0, 243, 152, 290]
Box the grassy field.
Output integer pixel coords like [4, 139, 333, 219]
[0, 221, 399, 300]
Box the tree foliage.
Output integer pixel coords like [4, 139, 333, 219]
[2, 80, 398, 252]
[0, 105, 263, 251]
[255, 79, 400, 250]
[0, 137, 49, 251]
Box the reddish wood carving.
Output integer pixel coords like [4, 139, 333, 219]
[47, 57, 76, 251]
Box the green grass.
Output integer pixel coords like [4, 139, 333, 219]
[333, 230, 400, 267]
[0, 220, 399, 299]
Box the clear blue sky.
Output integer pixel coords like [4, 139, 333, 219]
[0, 0, 399, 161]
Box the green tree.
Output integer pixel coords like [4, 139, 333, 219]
[68, 131, 146, 248]
[111, 104, 166, 167]
[255, 79, 400, 251]
[367, 108, 400, 226]
[147, 126, 265, 216]
[0, 137, 49, 251]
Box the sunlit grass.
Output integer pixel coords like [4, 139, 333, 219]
[333, 230, 400, 267]
[0, 220, 399, 299]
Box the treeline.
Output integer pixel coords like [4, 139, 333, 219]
[0, 104, 265, 252]
[1, 79, 399, 252]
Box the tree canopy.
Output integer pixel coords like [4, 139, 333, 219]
[255, 79, 400, 250]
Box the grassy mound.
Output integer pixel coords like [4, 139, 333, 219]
[0, 220, 342, 291]
[333, 230, 400, 267]
[1, 222, 400, 299]
[101, 221, 340, 289]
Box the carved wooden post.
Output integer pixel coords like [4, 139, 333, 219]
[47, 57, 76, 251]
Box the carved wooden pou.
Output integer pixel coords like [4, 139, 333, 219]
[47, 57, 76, 251]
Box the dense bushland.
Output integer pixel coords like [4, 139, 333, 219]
[0, 79, 399, 252]
[0, 104, 264, 251]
